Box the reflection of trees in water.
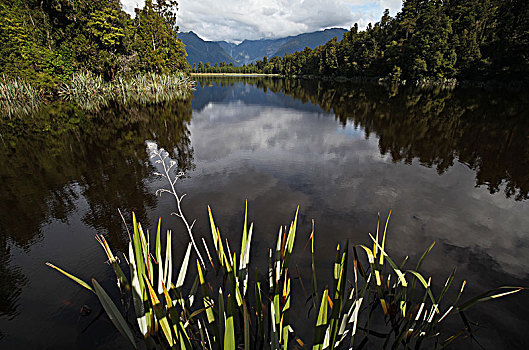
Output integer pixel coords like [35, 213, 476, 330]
[0, 237, 26, 320]
[0, 98, 194, 317]
[201, 77, 529, 201]
[328, 84, 529, 201]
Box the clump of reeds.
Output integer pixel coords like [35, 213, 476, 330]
[0, 75, 42, 118]
[46, 147, 524, 349]
[59, 71, 194, 112]
[415, 77, 457, 91]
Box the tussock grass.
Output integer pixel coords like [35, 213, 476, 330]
[59, 71, 194, 112]
[0, 75, 42, 118]
[0, 72, 193, 117]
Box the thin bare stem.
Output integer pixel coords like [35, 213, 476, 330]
[152, 148, 206, 270]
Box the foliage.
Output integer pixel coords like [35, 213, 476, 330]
[46, 147, 523, 349]
[132, 0, 187, 74]
[0, 75, 42, 117]
[0, 0, 189, 88]
[59, 71, 193, 112]
[0, 72, 193, 117]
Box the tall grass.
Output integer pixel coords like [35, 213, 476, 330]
[46, 147, 524, 349]
[59, 71, 194, 112]
[0, 75, 42, 118]
[0, 72, 193, 117]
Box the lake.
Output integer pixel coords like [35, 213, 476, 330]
[1, 77, 528, 349]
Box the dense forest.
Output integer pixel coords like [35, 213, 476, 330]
[195, 0, 529, 84]
[0, 0, 188, 88]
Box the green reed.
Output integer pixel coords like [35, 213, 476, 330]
[59, 71, 194, 112]
[1, 72, 193, 117]
[0, 75, 42, 118]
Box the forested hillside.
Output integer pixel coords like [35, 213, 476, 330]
[0, 0, 188, 88]
[178, 32, 235, 66]
[278, 0, 529, 82]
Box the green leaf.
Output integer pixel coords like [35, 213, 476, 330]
[240, 200, 248, 262]
[91, 278, 137, 349]
[243, 302, 250, 350]
[406, 270, 436, 305]
[282, 206, 299, 272]
[163, 229, 173, 289]
[224, 294, 236, 350]
[197, 259, 218, 342]
[176, 242, 192, 289]
[145, 277, 174, 347]
[313, 287, 329, 350]
[95, 235, 130, 292]
[368, 234, 408, 288]
[457, 287, 524, 312]
[379, 210, 391, 266]
[128, 242, 148, 336]
[45, 262, 94, 293]
[156, 217, 164, 294]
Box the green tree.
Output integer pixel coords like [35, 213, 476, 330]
[133, 0, 188, 73]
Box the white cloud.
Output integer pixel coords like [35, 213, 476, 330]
[121, 0, 403, 42]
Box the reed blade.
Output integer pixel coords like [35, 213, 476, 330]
[145, 277, 174, 346]
[91, 278, 137, 349]
[176, 242, 192, 289]
[45, 262, 94, 293]
[313, 287, 330, 350]
[224, 294, 236, 350]
[128, 242, 148, 336]
[156, 218, 163, 294]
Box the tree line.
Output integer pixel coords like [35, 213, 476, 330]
[0, 0, 188, 88]
[192, 56, 283, 74]
[195, 0, 528, 83]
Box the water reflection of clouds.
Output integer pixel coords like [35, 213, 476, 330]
[336, 123, 364, 139]
[143, 83, 528, 348]
[185, 99, 529, 280]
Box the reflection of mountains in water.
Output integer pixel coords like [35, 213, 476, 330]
[197, 77, 529, 201]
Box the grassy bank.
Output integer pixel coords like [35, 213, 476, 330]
[191, 73, 281, 77]
[0, 72, 194, 117]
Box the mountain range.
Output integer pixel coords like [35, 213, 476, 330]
[178, 28, 347, 67]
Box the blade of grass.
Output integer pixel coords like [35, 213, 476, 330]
[95, 235, 130, 292]
[176, 242, 192, 289]
[224, 294, 236, 350]
[46, 262, 94, 293]
[91, 278, 137, 349]
[313, 287, 329, 350]
[282, 206, 299, 273]
[156, 218, 163, 294]
[145, 277, 174, 346]
[457, 287, 524, 312]
[163, 230, 173, 291]
[128, 242, 148, 337]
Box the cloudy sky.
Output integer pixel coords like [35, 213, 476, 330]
[121, 0, 402, 42]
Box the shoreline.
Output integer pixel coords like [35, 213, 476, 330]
[190, 73, 281, 77]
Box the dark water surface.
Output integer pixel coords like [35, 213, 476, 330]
[1, 77, 528, 348]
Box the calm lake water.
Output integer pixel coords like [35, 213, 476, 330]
[1, 77, 528, 349]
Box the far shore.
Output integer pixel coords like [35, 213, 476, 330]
[190, 73, 281, 77]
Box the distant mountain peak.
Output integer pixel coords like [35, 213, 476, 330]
[179, 28, 347, 66]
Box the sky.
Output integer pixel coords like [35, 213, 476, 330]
[121, 0, 403, 42]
